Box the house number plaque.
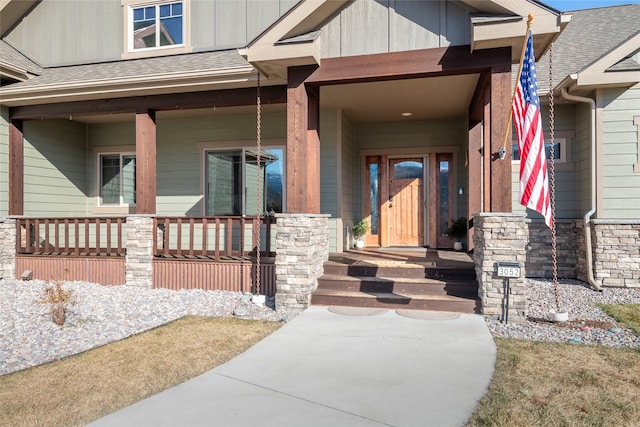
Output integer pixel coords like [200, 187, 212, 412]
[496, 261, 521, 278]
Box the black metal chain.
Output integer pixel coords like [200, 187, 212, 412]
[548, 43, 559, 309]
[255, 72, 262, 296]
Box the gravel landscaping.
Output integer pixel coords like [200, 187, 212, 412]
[0, 279, 285, 376]
[1, 277, 639, 377]
[487, 278, 640, 347]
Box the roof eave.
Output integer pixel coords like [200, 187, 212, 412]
[241, 0, 349, 79]
[469, 0, 566, 62]
[0, 66, 258, 107]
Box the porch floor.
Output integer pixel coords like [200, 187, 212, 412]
[313, 248, 479, 313]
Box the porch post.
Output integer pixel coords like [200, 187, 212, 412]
[8, 118, 24, 216]
[135, 110, 157, 215]
[467, 72, 489, 250]
[488, 63, 512, 212]
[286, 66, 320, 214]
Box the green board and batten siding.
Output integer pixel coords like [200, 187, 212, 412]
[341, 111, 356, 250]
[576, 101, 592, 216]
[4, 0, 298, 67]
[511, 104, 579, 219]
[320, 0, 472, 58]
[600, 87, 640, 218]
[23, 120, 87, 217]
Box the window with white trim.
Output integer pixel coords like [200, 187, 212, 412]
[512, 138, 566, 164]
[205, 148, 284, 216]
[124, 0, 188, 55]
[99, 153, 136, 206]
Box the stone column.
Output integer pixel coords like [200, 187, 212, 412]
[473, 213, 527, 323]
[125, 215, 154, 288]
[0, 218, 16, 281]
[275, 213, 329, 317]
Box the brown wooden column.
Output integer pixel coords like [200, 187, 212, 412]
[489, 63, 512, 212]
[135, 110, 156, 214]
[467, 73, 488, 250]
[8, 118, 24, 216]
[286, 65, 320, 214]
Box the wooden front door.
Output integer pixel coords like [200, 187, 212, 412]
[388, 158, 424, 246]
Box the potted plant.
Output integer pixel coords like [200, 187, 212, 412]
[446, 217, 467, 251]
[352, 219, 369, 249]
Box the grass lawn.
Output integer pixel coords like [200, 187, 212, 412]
[0, 316, 282, 427]
[467, 339, 640, 426]
[468, 303, 640, 426]
[2, 304, 639, 426]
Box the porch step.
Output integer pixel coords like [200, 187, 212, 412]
[314, 274, 479, 313]
[315, 250, 478, 313]
[311, 288, 478, 313]
[317, 274, 478, 298]
[322, 262, 477, 281]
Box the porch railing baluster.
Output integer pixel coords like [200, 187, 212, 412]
[106, 218, 112, 256]
[215, 218, 221, 260]
[202, 217, 208, 258]
[74, 219, 80, 256]
[54, 219, 60, 255]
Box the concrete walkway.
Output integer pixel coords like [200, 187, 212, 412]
[89, 306, 496, 427]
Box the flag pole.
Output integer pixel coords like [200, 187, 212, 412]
[500, 13, 535, 158]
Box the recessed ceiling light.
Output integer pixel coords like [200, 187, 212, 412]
[401, 112, 412, 117]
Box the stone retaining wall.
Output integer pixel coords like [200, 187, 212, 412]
[473, 215, 640, 321]
[0, 218, 16, 280]
[274, 214, 330, 317]
[523, 220, 578, 279]
[591, 220, 640, 288]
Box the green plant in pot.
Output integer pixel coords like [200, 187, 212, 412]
[446, 217, 468, 251]
[352, 219, 369, 249]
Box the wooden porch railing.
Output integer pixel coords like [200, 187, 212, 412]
[153, 216, 275, 260]
[16, 217, 126, 256]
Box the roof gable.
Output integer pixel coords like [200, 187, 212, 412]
[242, 0, 563, 79]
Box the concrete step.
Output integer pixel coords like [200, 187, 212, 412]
[322, 262, 476, 281]
[311, 289, 479, 313]
[317, 274, 478, 299]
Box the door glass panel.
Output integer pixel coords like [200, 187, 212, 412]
[393, 161, 423, 179]
[439, 160, 449, 236]
[369, 163, 379, 234]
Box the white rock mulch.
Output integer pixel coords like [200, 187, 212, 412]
[0, 279, 284, 376]
[486, 278, 640, 347]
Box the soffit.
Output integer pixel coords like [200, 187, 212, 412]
[0, 0, 39, 36]
[321, 74, 480, 123]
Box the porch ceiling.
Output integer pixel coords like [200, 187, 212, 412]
[70, 74, 480, 124]
[320, 74, 480, 123]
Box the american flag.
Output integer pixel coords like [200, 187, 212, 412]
[512, 32, 552, 229]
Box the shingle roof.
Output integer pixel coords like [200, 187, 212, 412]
[1, 49, 251, 90]
[535, 4, 640, 92]
[0, 39, 42, 76]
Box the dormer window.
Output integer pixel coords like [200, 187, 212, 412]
[122, 0, 191, 59]
[132, 2, 183, 49]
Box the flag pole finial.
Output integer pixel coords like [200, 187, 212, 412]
[527, 13, 534, 28]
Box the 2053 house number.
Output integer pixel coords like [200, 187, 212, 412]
[496, 262, 521, 278]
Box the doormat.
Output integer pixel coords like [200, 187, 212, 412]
[395, 310, 460, 320]
[328, 306, 388, 316]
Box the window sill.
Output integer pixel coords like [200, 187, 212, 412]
[121, 45, 192, 60]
